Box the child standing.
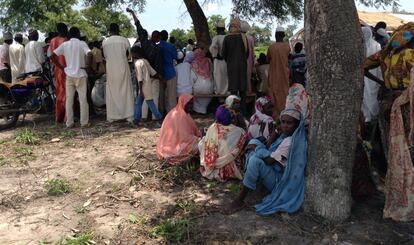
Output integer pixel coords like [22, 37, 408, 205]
[131, 46, 162, 124]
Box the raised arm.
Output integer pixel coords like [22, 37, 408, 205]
[126, 8, 144, 36]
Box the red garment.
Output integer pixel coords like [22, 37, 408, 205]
[50, 36, 67, 123]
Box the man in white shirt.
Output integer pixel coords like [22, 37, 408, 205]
[0, 32, 13, 83]
[51, 27, 92, 128]
[9, 33, 26, 83]
[25, 29, 45, 73]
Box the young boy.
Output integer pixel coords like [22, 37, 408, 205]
[225, 110, 302, 214]
[131, 46, 162, 124]
[290, 42, 306, 75]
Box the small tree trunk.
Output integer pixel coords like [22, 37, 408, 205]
[304, 0, 364, 222]
[183, 0, 211, 50]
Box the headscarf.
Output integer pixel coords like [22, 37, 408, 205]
[240, 20, 251, 33]
[184, 51, 194, 63]
[191, 49, 211, 79]
[229, 18, 241, 34]
[247, 96, 275, 140]
[255, 96, 272, 115]
[280, 109, 301, 121]
[285, 83, 311, 123]
[225, 95, 241, 108]
[215, 105, 232, 126]
[156, 94, 200, 164]
[381, 22, 414, 59]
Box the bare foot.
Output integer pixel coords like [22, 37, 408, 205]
[223, 200, 246, 215]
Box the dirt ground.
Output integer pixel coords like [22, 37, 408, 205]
[0, 114, 413, 245]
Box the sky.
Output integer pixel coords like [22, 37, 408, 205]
[134, 0, 414, 34]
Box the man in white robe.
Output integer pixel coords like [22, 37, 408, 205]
[361, 26, 382, 122]
[102, 23, 134, 123]
[209, 20, 228, 95]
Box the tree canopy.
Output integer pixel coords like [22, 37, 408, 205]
[0, 0, 137, 40]
[0, 0, 401, 43]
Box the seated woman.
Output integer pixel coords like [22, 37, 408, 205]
[199, 106, 247, 182]
[225, 109, 307, 215]
[247, 96, 275, 141]
[225, 95, 248, 130]
[156, 94, 201, 165]
[192, 49, 214, 114]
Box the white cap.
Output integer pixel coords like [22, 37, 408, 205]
[177, 51, 184, 60]
[216, 20, 225, 28]
[377, 28, 389, 38]
[241, 21, 251, 33]
[276, 27, 285, 32]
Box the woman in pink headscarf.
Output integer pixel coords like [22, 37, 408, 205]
[157, 94, 201, 165]
[247, 96, 275, 141]
[192, 49, 214, 114]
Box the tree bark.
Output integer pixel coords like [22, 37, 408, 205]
[304, 0, 364, 222]
[183, 0, 211, 50]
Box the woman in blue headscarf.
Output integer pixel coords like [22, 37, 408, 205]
[199, 105, 247, 182]
[225, 108, 308, 215]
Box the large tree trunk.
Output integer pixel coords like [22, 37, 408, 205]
[183, 0, 211, 50]
[304, 0, 364, 222]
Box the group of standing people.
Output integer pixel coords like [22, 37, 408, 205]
[0, 30, 45, 84]
[0, 22, 138, 128]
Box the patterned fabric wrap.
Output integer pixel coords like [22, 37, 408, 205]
[284, 83, 310, 122]
[384, 68, 414, 221]
[364, 23, 414, 90]
[199, 122, 247, 182]
[191, 49, 211, 80]
[247, 96, 275, 140]
[383, 23, 414, 57]
[280, 109, 301, 121]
